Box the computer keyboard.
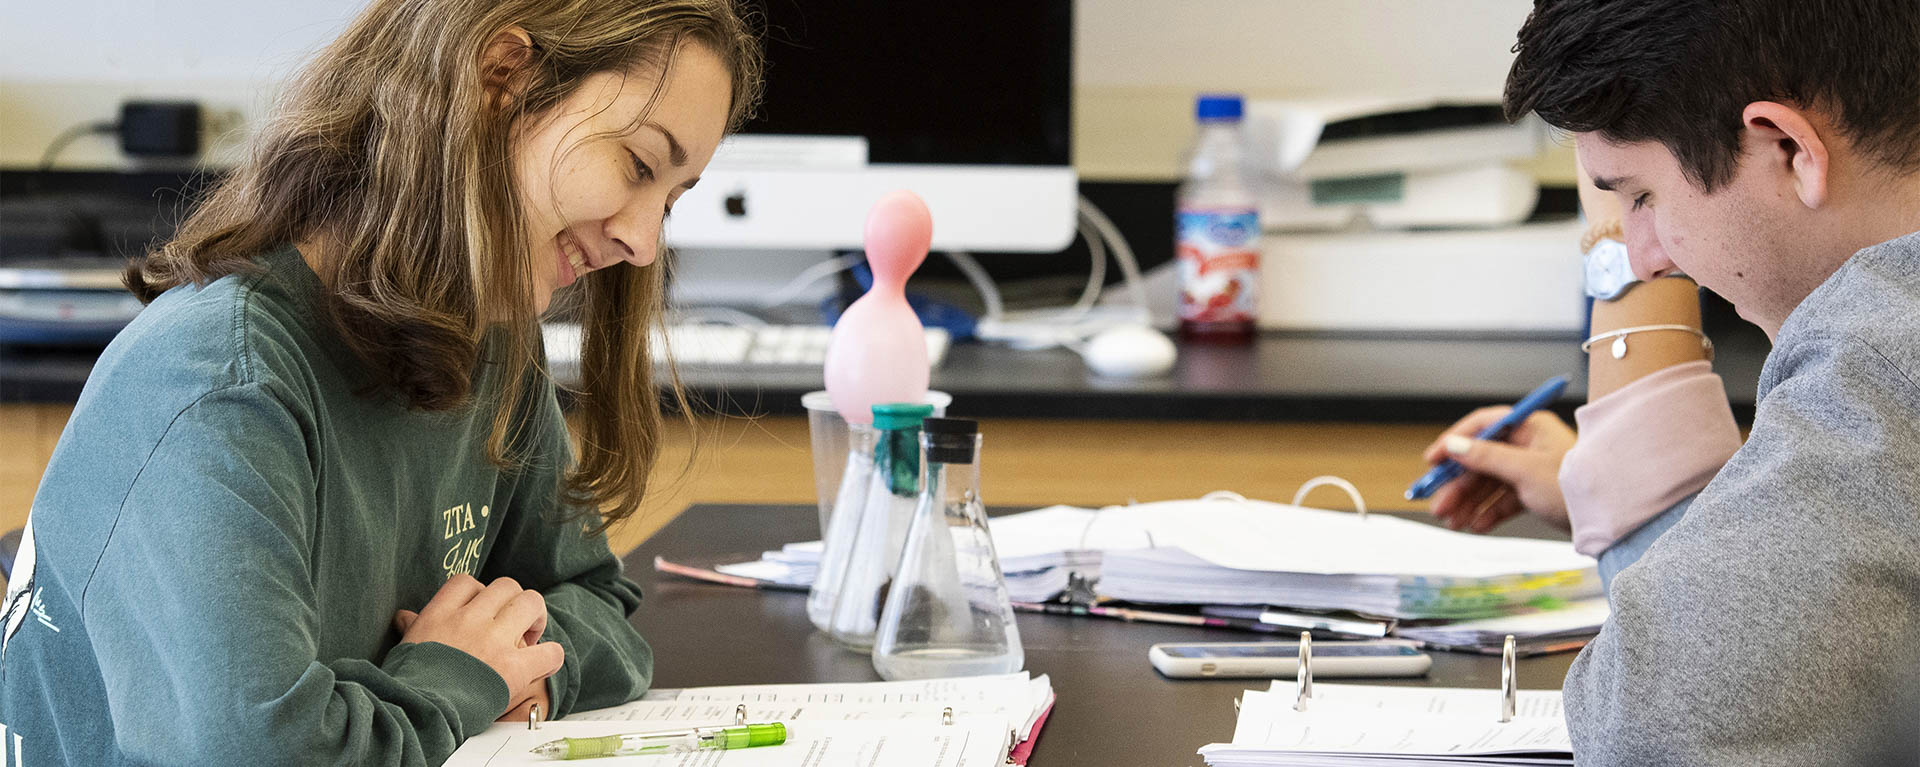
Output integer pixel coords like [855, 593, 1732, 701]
[542, 322, 950, 373]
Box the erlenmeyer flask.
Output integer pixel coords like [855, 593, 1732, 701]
[807, 424, 877, 632]
[825, 402, 934, 650]
[872, 418, 1023, 680]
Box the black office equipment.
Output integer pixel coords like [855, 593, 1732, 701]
[116, 101, 201, 158]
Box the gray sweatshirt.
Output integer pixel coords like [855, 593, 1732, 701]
[1565, 229, 1920, 764]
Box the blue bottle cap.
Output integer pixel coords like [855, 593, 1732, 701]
[1195, 93, 1244, 121]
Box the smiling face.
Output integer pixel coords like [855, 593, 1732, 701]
[512, 42, 732, 313]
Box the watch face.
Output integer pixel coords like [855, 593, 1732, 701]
[1584, 239, 1636, 300]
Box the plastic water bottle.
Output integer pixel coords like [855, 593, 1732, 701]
[1176, 93, 1261, 344]
[872, 418, 1023, 680]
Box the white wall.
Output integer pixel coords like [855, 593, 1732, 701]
[1074, 0, 1554, 179]
[0, 0, 360, 168]
[1, 0, 1570, 181]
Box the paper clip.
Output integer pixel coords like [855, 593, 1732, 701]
[1294, 631, 1314, 712]
[529, 703, 542, 731]
[736, 704, 748, 726]
[1498, 634, 1517, 723]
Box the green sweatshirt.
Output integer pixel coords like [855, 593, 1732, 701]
[0, 246, 652, 766]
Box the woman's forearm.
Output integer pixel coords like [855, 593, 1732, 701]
[1587, 276, 1708, 400]
[1576, 156, 1710, 401]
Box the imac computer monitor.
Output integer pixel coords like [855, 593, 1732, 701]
[663, 1, 1076, 254]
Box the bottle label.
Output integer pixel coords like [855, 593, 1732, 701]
[1175, 207, 1260, 325]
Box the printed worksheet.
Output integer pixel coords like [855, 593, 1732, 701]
[638, 672, 1033, 708]
[1264, 682, 1565, 721]
[566, 699, 1028, 726]
[1197, 689, 1572, 765]
[445, 717, 1012, 767]
[618, 673, 1053, 738]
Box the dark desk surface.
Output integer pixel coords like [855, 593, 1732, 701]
[621, 504, 1581, 767]
[3, 326, 1768, 420]
[684, 329, 1766, 422]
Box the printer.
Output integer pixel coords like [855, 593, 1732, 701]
[0, 194, 153, 345]
[1237, 96, 1585, 334]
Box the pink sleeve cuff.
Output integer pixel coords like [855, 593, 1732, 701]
[1558, 360, 1742, 556]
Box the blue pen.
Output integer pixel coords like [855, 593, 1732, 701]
[1404, 375, 1570, 501]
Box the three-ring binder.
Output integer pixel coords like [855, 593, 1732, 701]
[1280, 631, 1518, 722]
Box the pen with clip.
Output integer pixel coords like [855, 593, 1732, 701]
[531, 722, 787, 760]
[1404, 375, 1570, 501]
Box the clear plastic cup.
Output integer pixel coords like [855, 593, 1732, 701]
[802, 390, 951, 539]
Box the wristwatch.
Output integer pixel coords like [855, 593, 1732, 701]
[1584, 237, 1638, 300]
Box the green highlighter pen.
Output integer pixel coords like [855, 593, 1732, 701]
[530, 722, 787, 759]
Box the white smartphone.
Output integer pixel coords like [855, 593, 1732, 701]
[1148, 640, 1432, 679]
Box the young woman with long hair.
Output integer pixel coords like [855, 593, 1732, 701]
[0, 1, 762, 764]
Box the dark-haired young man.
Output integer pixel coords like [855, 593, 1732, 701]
[1502, 0, 1920, 763]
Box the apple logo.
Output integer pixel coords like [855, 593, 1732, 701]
[724, 190, 747, 217]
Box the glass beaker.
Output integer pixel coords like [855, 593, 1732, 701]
[872, 419, 1024, 679]
[803, 390, 952, 540]
[825, 402, 934, 650]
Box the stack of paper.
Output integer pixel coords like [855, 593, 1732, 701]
[1199, 682, 1571, 766]
[1088, 501, 1598, 619]
[719, 506, 1135, 603]
[712, 497, 1599, 621]
[1393, 598, 1609, 654]
[446, 673, 1054, 766]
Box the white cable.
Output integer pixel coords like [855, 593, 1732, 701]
[758, 252, 865, 309]
[732, 196, 1146, 351]
[754, 248, 1009, 327]
[1067, 209, 1109, 316]
[972, 195, 1152, 349]
[942, 250, 1005, 321]
[1016, 206, 1111, 331]
[670, 305, 768, 327]
[1076, 195, 1150, 313]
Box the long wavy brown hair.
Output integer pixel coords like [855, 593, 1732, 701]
[125, 0, 763, 530]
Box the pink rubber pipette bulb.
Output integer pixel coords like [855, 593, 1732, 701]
[823, 191, 935, 426]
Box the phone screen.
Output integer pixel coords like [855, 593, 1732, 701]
[1158, 644, 1422, 659]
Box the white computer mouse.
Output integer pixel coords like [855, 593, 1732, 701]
[1080, 324, 1178, 379]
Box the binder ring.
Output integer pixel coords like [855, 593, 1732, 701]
[736, 704, 748, 725]
[529, 703, 542, 731]
[942, 707, 955, 726]
[1294, 631, 1314, 712]
[1291, 476, 1368, 521]
[1498, 634, 1517, 723]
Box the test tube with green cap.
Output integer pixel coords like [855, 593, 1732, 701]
[826, 402, 935, 649]
[529, 722, 787, 759]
